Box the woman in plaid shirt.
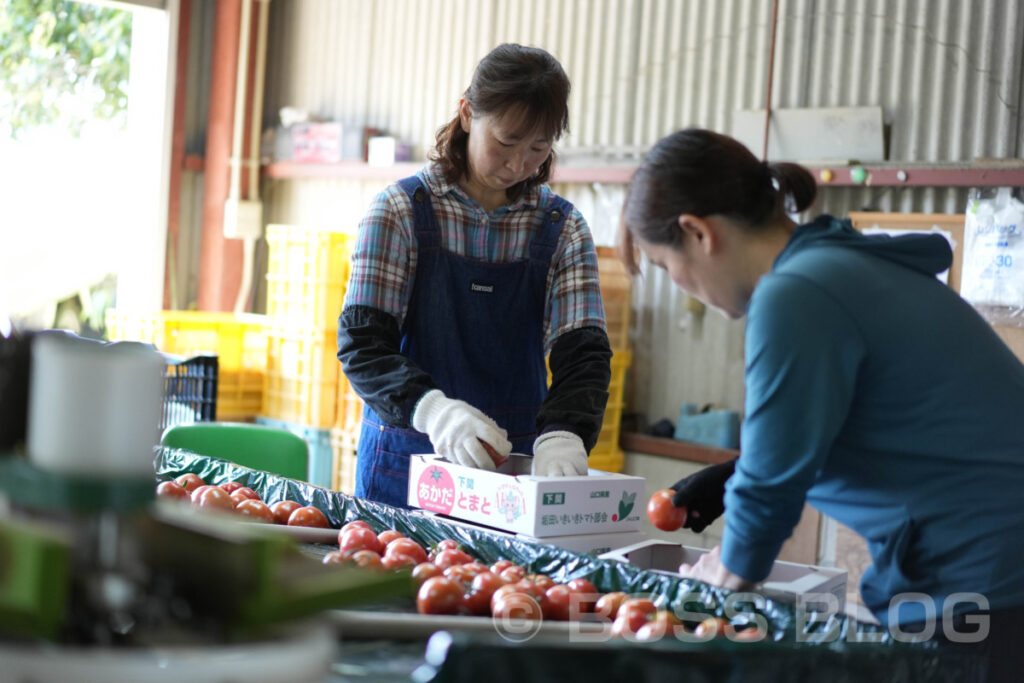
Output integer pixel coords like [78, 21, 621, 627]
[338, 44, 613, 507]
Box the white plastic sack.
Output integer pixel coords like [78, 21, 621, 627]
[961, 187, 1024, 312]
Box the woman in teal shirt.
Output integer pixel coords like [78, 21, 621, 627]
[621, 128, 1024, 682]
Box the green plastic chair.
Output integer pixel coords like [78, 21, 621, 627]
[161, 422, 309, 481]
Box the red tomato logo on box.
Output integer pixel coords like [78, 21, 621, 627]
[416, 465, 456, 514]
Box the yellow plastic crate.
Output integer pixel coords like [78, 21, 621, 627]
[263, 326, 340, 428]
[105, 310, 267, 421]
[589, 447, 625, 473]
[218, 369, 264, 421]
[596, 246, 632, 351]
[608, 349, 632, 405]
[334, 373, 366, 433]
[330, 427, 359, 494]
[265, 224, 354, 331]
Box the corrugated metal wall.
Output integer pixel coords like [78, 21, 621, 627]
[178, 0, 1024, 422]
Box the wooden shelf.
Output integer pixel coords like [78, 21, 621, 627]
[259, 159, 1024, 187]
[619, 431, 738, 465]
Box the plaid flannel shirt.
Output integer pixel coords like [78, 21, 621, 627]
[344, 164, 606, 352]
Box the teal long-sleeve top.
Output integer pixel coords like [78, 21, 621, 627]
[721, 215, 1024, 625]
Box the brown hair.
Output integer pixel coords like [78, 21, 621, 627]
[622, 128, 817, 254]
[431, 43, 570, 200]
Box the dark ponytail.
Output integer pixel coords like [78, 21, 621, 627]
[623, 128, 817, 247]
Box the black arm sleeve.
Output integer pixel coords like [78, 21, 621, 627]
[337, 304, 437, 428]
[537, 326, 613, 452]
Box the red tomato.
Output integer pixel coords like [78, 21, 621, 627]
[385, 538, 428, 565]
[511, 579, 546, 602]
[175, 473, 205, 493]
[635, 611, 684, 642]
[462, 571, 504, 616]
[416, 576, 463, 615]
[429, 539, 463, 560]
[490, 559, 515, 574]
[492, 592, 542, 621]
[234, 499, 275, 523]
[543, 584, 574, 621]
[287, 505, 330, 528]
[731, 625, 767, 642]
[646, 489, 688, 532]
[156, 480, 190, 502]
[479, 439, 509, 467]
[270, 500, 302, 525]
[219, 481, 244, 494]
[566, 578, 599, 613]
[694, 616, 730, 639]
[433, 548, 473, 569]
[460, 562, 489, 575]
[498, 565, 527, 584]
[377, 529, 405, 546]
[339, 527, 383, 555]
[340, 520, 373, 535]
[524, 573, 555, 592]
[350, 550, 384, 571]
[443, 564, 478, 586]
[190, 485, 235, 513]
[490, 583, 521, 614]
[412, 562, 443, 587]
[382, 552, 418, 570]
[594, 591, 629, 620]
[229, 486, 260, 504]
[322, 550, 348, 565]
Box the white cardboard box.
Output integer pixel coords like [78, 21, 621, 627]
[599, 540, 848, 613]
[411, 510, 648, 556]
[407, 453, 646, 537]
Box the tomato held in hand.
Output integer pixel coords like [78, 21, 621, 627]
[156, 480, 190, 502]
[416, 576, 464, 615]
[478, 439, 509, 467]
[646, 489, 688, 532]
[234, 499, 275, 523]
[270, 500, 302, 525]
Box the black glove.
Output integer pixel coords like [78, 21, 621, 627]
[669, 457, 738, 533]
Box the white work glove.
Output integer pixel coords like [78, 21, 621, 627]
[531, 431, 588, 476]
[412, 389, 512, 470]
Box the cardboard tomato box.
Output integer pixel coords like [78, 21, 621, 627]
[411, 510, 647, 556]
[407, 454, 645, 537]
[599, 540, 848, 614]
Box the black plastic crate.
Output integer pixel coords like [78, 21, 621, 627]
[162, 354, 218, 430]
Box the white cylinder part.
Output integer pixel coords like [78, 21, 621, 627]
[27, 333, 165, 477]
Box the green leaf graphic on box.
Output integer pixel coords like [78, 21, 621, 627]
[617, 491, 636, 520]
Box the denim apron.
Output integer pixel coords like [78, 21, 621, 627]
[354, 176, 570, 507]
